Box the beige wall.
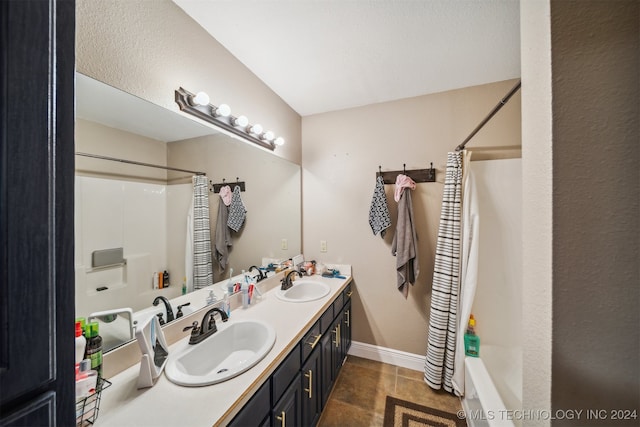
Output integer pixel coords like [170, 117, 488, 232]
[520, 0, 553, 422]
[167, 133, 302, 282]
[75, 119, 168, 182]
[549, 1, 639, 423]
[523, 1, 640, 425]
[76, 0, 302, 165]
[302, 80, 521, 355]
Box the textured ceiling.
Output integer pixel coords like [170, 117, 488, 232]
[173, 0, 521, 117]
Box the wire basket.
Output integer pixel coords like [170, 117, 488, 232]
[76, 377, 111, 427]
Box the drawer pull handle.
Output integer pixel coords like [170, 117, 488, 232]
[306, 333, 322, 349]
[304, 369, 313, 398]
[333, 324, 341, 347]
[276, 411, 286, 427]
[346, 291, 353, 297]
[345, 310, 350, 327]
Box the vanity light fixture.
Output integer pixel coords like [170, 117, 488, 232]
[248, 123, 263, 135]
[190, 91, 210, 107]
[233, 115, 249, 128]
[175, 87, 284, 151]
[213, 103, 231, 117]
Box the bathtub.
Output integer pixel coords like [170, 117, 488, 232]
[462, 345, 522, 427]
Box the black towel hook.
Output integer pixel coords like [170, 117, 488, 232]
[403, 163, 406, 174]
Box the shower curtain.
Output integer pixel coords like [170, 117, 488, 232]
[188, 175, 214, 291]
[424, 150, 477, 396]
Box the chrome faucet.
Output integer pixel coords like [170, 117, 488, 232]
[281, 269, 302, 291]
[153, 296, 174, 323]
[183, 307, 229, 345]
[248, 265, 266, 282]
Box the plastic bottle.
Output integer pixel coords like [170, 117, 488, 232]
[75, 320, 86, 368]
[464, 314, 480, 357]
[223, 291, 231, 317]
[182, 276, 187, 295]
[84, 321, 103, 376]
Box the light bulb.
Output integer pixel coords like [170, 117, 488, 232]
[233, 115, 249, 127]
[215, 103, 231, 117]
[192, 91, 210, 106]
[263, 131, 275, 141]
[249, 124, 263, 135]
[274, 137, 285, 146]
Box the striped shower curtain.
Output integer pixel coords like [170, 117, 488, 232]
[424, 152, 464, 394]
[192, 175, 214, 290]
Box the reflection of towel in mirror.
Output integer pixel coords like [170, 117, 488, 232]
[219, 185, 232, 206]
[368, 176, 391, 237]
[215, 199, 232, 269]
[227, 186, 247, 232]
[391, 187, 419, 298]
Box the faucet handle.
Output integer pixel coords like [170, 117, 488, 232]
[183, 321, 199, 335]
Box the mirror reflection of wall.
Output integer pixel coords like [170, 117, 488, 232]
[74, 73, 301, 352]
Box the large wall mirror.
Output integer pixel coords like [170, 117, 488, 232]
[75, 73, 301, 351]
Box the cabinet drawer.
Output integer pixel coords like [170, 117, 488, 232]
[343, 283, 353, 301]
[228, 380, 270, 427]
[300, 320, 322, 363]
[333, 292, 344, 312]
[272, 344, 301, 404]
[319, 305, 334, 334]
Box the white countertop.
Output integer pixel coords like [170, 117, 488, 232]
[96, 270, 352, 427]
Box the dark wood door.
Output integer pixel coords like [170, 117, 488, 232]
[0, 0, 75, 425]
[273, 372, 301, 427]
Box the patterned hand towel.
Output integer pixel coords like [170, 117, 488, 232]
[369, 175, 392, 237]
[227, 185, 247, 232]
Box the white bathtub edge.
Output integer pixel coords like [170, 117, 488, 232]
[463, 356, 515, 427]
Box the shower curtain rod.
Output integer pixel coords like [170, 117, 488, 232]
[75, 152, 206, 176]
[455, 80, 521, 152]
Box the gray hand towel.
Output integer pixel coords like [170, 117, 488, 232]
[391, 189, 419, 298]
[227, 186, 247, 232]
[368, 176, 391, 237]
[214, 200, 231, 269]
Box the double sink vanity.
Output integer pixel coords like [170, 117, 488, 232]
[96, 267, 353, 426]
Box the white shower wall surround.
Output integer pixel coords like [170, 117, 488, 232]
[74, 176, 191, 320]
[462, 158, 522, 427]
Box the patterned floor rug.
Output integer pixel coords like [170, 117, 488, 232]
[383, 396, 466, 427]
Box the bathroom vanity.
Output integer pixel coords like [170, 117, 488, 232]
[96, 270, 352, 426]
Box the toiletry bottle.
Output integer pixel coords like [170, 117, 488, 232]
[182, 276, 187, 295]
[163, 270, 170, 287]
[75, 320, 86, 369]
[84, 321, 103, 376]
[223, 291, 231, 317]
[464, 314, 480, 357]
[241, 282, 249, 309]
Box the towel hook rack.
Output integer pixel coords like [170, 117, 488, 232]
[210, 178, 246, 193]
[376, 163, 436, 184]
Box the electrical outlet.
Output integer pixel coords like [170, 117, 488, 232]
[281, 239, 288, 250]
[320, 240, 327, 252]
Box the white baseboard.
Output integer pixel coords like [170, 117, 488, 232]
[347, 341, 425, 372]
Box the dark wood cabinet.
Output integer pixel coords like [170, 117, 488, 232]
[301, 345, 322, 427]
[0, 0, 75, 425]
[272, 372, 301, 427]
[230, 282, 353, 427]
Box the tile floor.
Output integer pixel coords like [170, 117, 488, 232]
[318, 355, 462, 427]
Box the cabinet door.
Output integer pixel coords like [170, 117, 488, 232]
[273, 372, 301, 427]
[331, 316, 344, 377]
[342, 299, 352, 358]
[228, 380, 271, 427]
[320, 332, 333, 408]
[301, 346, 322, 427]
[0, 0, 75, 425]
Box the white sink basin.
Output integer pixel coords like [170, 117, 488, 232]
[165, 319, 276, 387]
[275, 280, 331, 303]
